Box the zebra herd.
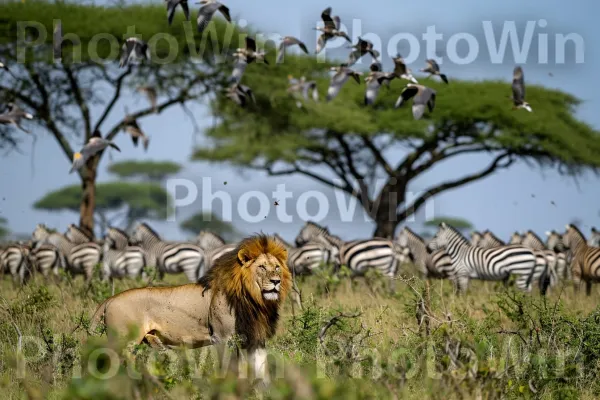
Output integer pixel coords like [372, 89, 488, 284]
[1, 220, 600, 296]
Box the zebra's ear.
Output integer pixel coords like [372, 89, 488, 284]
[565, 224, 570, 230]
[440, 222, 447, 228]
[545, 231, 551, 236]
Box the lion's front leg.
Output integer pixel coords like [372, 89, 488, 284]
[248, 346, 270, 385]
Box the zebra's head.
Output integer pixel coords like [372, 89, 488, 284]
[509, 231, 522, 245]
[545, 230, 565, 252]
[589, 227, 600, 247]
[295, 221, 326, 247]
[32, 224, 49, 245]
[427, 222, 456, 252]
[470, 231, 482, 247]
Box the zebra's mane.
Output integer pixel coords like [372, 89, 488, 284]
[273, 233, 293, 249]
[483, 230, 505, 245]
[138, 222, 161, 239]
[567, 224, 586, 241]
[443, 224, 470, 245]
[69, 224, 93, 241]
[403, 227, 425, 244]
[198, 231, 226, 244]
[109, 226, 129, 238]
[525, 230, 544, 245]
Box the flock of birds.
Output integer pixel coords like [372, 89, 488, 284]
[0, 3, 535, 174]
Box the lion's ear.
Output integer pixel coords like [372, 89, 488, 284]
[238, 249, 251, 265]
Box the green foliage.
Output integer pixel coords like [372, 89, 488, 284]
[424, 216, 474, 231]
[34, 182, 173, 218]
[0, 0, 246, 64]
[180, 212, 239, 240]
[108, 160, 182, 181]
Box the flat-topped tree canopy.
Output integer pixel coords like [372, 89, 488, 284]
[194, 50, 600, 237]
[0, 0, 245, 65]
[0, 0, 249, 236]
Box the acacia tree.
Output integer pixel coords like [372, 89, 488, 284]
[1, 2, 241, 237]
[194, 52, 600, 237]
[423, 216, 474, 237]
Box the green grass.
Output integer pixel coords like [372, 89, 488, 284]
[2, 264, 600, 399]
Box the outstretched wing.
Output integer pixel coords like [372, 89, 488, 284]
[197, 3, 219, 33]
[394, 86, 419, 108]
[245, 37, 257, 52]
[321, 7, 335, 30]
[218, 4, 231, 22]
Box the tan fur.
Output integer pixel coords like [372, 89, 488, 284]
[88, 234, 290, 380]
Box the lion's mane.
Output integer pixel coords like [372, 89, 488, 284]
[198, 234, 291, 346]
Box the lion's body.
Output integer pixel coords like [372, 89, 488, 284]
[88, 234, 290, 381]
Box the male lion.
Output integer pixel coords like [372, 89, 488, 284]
[89, 234, 290, 382]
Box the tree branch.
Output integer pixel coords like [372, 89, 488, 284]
[360, 135, 394, 176]
[265, 163, 350, 192]
[93, 66, 132, 134]
[63, 64, 92, 139]
[397, 152, 515, 221]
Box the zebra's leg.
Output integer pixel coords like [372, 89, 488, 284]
[572, 264, 583, 294]
[586, 280, 592, 296]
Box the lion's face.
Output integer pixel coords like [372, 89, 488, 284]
[249, 254, 285, 301]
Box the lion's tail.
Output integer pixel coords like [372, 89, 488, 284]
[88, 297, 113, 336]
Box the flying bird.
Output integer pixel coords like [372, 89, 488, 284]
[196, 0, 231, 34]
[225, 83, 255, 108]
[229, 54, 248, 84]
[364, 62, 395, 106]
[166, 0, 190, 25]
[420, 59, 448, 84]
[136, 86, 158, 113]
[326, 64, 361, 102]
[392, 54, 418, 83]
[512, 66, 532, 112]
[347, 37, 380, 65]
[0, 103, 33, 133]
[288, 75, 319, 108]
[234, 37, 268, 65]
[123, 108, 150, 151]
[119, 38, 151, 68]
[395, 83, 437, 120]
[276, 36, 309, 64]
[314, 7, 351, 54]
[70, 131, 121, 173]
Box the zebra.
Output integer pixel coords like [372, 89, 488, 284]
[511, 230, 568, 281]
[396, 227, 454, 280]
[295, 221, 410, 278]
[32, 224, 101, 283]
[588, 227, 600, 247]
[274, 233, 336, 275]
[100, 238, 147, 281]
[470, 231, 484, 247]
[0, 243, 32, 285]
[478, 230, 556, 293]
[427, 223, 541, 293]
[65, 224, 105, 246]
[129, 223, 205, 282]
[29, 244, 63, 279]
[196, 231, 227, 250]
[104, 227, 131, 250]
[558, 224, 600, 295]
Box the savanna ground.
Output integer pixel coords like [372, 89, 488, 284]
[1, 263, 600, 400]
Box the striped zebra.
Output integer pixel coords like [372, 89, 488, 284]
[66, 224, 146, 281]
[588, 227, 600, 247]
[0, 243, 32, 285]
[510, 230, 568, 281]
[478, 230, 555, 293]
[470, 231, 484, 247]
[396, 227, 454, 280]
[274, 233, 336, 275]
[29, 244, 63, 279]
[427, 223, 541, 293]
[558, 224, 600, 295]
[196, 231, 227, 250]
[32, 224, 101, 283]
[129, 223, 205, 282]
[295, 221, 410, 278]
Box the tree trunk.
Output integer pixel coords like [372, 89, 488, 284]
[372, 177, 406, 239]
[79, 157, 97, 239]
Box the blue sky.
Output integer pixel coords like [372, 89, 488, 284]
[0, 0, 599, 243]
